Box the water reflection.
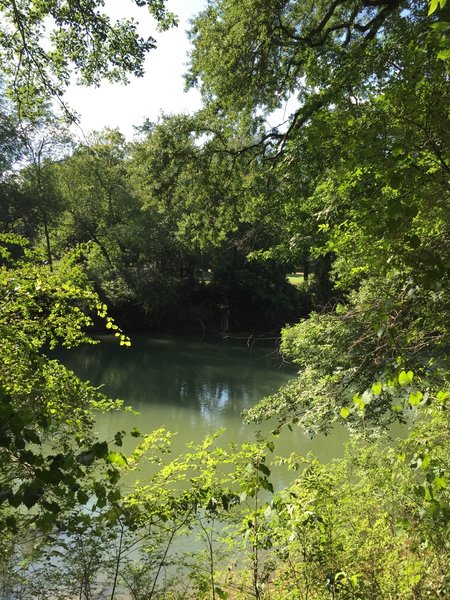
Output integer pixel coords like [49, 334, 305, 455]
[57, 333, 348, 479]
[59, 334, 292, 419]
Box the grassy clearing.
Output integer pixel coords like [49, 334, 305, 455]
[287, 272, 304, 287]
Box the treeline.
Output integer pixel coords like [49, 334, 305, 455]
[1, 114, 315, 332]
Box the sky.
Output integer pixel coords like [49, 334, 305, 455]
[66, 0, 206, 140]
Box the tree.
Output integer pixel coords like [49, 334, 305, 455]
[187, 0, 450, 428]
[130, 113, 305, 329]
[47, 128, 183, 325]
[0, 96, 33, 234]
[188, 0, 416, 140]
[0, 235, 130, 535]
[1, 0, 177, 117]
[18, 114, 73, 268]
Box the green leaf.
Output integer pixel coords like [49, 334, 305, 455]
[0, 488, 12, 504]
[398, 370, 414, 387]
[260, 478, 274, 493]
[22, 484, 44, 509]
[107, 468, 121, 485]
[107, 451, 127, 467]
[8, 492, 22, 508]
[408, 234, 421, 249]
[353, 394, 365, 411]
[42, 500, 61, 513]
[215, 587, 229, 599]
[433, 476, 447, 490]
[97, 495, 106, 508]
[430, 20, 450, 32]
[77, 451, 95, 466]
[5, 515, 18, 533]
[408, 391, 423, 406]
[92, 441, 109, 458]
[420, 453, 431, 470]
[428, 0, 440, 15]
[404, 205, 418, 219]
[424, 486, 433, 502]
[77, 490, 90, 504]
[94, 482, 106, 498]
[36, 466, 64, 484]
[36, 512, 57, 533]
[371, 382, 382, 396]
[107, 488, 121, 502]
[437, 390, 449, 403]
[437, 48, 450, 60]
[257, 463, 271, 476]
[340, 406, 351, 419]
[392, 145, 404, 157]
[22, 428, 41, 445]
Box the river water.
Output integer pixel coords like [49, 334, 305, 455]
[58, 333, 348, 488]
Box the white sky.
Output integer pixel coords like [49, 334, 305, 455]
[66, 0, 206, 140]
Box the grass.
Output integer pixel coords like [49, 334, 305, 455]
[287, 272, 304, 287]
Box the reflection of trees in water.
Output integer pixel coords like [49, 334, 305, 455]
[57, 336, 347, 471]
[57, 336, 293, 419]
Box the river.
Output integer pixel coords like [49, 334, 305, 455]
[58, 333, 348, 488]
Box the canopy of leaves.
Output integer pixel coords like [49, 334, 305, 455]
[0, 0, 177, 117]
[187, 0, 450, 430]
[0, 235, 126, 532]
[0, 0, 449, 596]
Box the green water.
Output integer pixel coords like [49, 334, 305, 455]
[58, 333, 347, 487]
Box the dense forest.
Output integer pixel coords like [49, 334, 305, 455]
[1, 0, 449, 598]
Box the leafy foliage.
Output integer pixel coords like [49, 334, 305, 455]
[1, 0, 450, 597]
[0, 0, 177, 117]
[186, 0, 450, 428]
[0, 235, 129, 532]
